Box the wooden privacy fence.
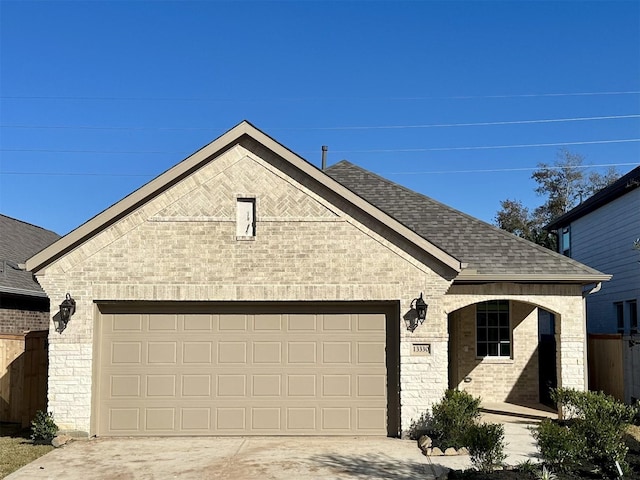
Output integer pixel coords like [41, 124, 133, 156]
[588, 333, 624, 401]
[0, 330, 48, 426]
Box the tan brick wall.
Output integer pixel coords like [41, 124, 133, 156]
[36, 145, 454, 435]
[444, 283, 587, 403]
[34, 144, 589, 436]
[448, 301, 540, 403]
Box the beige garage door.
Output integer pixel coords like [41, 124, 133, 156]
[96, 309, 388, 436]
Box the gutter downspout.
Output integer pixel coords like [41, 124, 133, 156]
[580, 282, 602, 396]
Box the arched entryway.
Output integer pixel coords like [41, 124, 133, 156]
[447, 300, 558, 408]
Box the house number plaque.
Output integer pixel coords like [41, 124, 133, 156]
[412, 343, 431, 356]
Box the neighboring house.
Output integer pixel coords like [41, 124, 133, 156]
[26, 121, 609, 438]
[0, 214, 60, 334]
[546, 165, 640, 401]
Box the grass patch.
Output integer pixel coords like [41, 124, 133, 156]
[0, 423, 53, 479]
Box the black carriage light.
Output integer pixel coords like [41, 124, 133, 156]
[55, 293, 76, 334]
[406, 293, 428, 332]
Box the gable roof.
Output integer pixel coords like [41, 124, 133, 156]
[24, 121, 609, 285]
[25, 121, 462, 274]
[325, 160, 610, 283]
[0, 214, 60, 297]
[546, 165, 640, 231]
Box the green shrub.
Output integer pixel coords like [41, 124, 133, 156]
[407, 411, 432, 440]
[531, 418, 584, 472]
[466, 422, 506, 472]
[430, 389, 481, 449]
[31, 410, 58, 443]
[533, 388, 638, 477]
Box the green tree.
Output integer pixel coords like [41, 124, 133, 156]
[494, 150, 620, 249]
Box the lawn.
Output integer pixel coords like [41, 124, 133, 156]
[0, 423, 53, 479]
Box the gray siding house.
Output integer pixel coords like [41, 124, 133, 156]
[547, 165, 640, 402]
[546, 166, 640, 335]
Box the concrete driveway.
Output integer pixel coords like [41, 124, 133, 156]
[6, 414, 540, 480]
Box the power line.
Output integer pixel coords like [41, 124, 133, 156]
[3, 162, 637, 179]
[2, 114, 638, 132]
[385, 163, 640, 175]
[329, 138, 640, 154]
[1, 90, 639, 102]
[3, 138, 639, 156]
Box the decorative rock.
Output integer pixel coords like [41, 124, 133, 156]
[51, 434, 72, 448]
[444, 447, 457, 456]
[430, 447, 444, 456]
[458, 447, 469, 455]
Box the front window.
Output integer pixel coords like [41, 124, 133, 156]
[629, 301, 638, 335]
[476, 300, 510, 357]
[616, 302, 625, 333]
[561, 227, 571, 257]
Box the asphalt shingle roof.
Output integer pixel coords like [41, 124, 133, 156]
[0, 215, 60, 296]
[325, 160, 606, 279]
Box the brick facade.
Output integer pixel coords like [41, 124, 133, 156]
[0, 294, 50, 334]
[34, 143, 588, 436]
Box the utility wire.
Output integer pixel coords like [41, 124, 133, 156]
[3, 162, 637, 178]
[3, 138, 640, 155]
[1, 90, 639, 101]
[2, 114, 638, 132]
[329, 138, 640, 154]
[385, 163, 640, 175]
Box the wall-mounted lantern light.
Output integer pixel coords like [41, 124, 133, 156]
[54, 293, 76, 334]
[405, 293, 428, 332]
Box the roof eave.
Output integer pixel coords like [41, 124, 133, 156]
[0, 285, 49, 298]
[453, 273, 612, 284]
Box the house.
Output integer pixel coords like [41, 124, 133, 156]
[0, 214, 60, 334]
[546, 165, 640, 401]
[26, 121, 609, 438]
[1, 214, 59, 424]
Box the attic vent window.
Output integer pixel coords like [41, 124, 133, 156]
[236, 198, 256, 239]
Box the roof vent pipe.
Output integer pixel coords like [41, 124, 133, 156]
[321, 145, 328, 170]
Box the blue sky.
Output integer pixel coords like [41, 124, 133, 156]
[1, 0, 639, 235]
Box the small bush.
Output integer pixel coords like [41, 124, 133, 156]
[532, 418, 584, 472]
[407, 411, 432, 440]
[431, 389, 481, 449]
[533, 388, 638, 477]
[31, 410, 58, 443]
[466, 422, 506, 473]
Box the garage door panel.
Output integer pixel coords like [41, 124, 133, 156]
[148, 314, 178, 331]
[98, 310, 388, 436]
[217, 374, 247, 396]
[216, 407, 246, 430]
[146, 408, 175, 431]
[287, 314, 316, 331]
[183, 342, 213, 363]
[181, 408, 210, 431]
[253, 342, 281, 363]
[184, 314, 213, 331]
[218, 341, 247, 363]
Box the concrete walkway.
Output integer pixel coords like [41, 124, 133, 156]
[6, 412, 543, 480]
